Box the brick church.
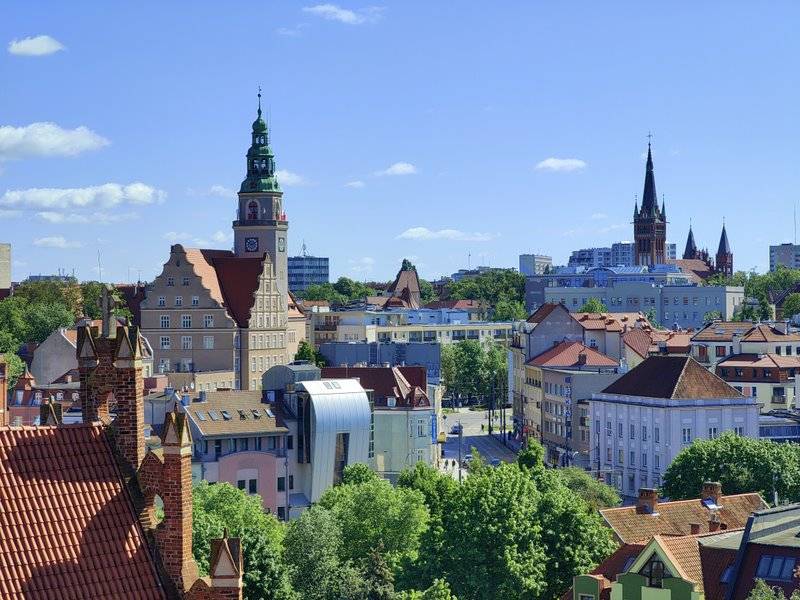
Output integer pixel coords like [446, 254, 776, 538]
[633, 141, 733, 280]
[0, 291, 244, 599]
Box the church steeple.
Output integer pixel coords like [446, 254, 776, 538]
[633, 138, 667, 266]
[240, 91, 280, 193]
[683, 222, 697, 259]
[715, 221, 733, 277]
[640, 142, 663, 220]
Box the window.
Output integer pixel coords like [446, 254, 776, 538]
[642, 425, 648, 441]
[289, 475, 294, 490]
[756, 555, 798, 581]
[204, 314, 213, 328]
[606, 421, 612, 437]
[640, 556, 670, 588]
[716, 346, 726, 357]
[160, 315, 170, 328]
[642, 453, 647, 467]
[248, 200, 259, 220]
[181, 314, 191, 328]
[277, 506, 286, 521]
[654, 427, 660, 443]
[682, 427, 692, 444]
[277, 476, 286, 492]
[654, 454, 660, 470]
[708, 426, 718, 439]
[175, 296, 183, 306]
[417, 422, 425, 437]
[628, 474, 635, 492]
[167, 277, 175, 287]
[158, 296, 165, 307]
[182, 276, 190, 286]
[630, 424, 635, 440]
[287, 435, 293, 450]
[618, 449, 624, 464]
[181, 335, 192, 350]
[160, 336, 171, 350]
[606, 447, 612, 462]
[203, 335, 214, 350]
[192, 295, 199, 306]
[248, 479, 257, 494]
[241, 438, 249, 451]
[237, 480, 246, 490]
[630, 451, 635, 466]
[618, 423, 623, 438]
[214, 440, 222, 458]
[734, 425, 744, 436]
[251, 357, 256, 372]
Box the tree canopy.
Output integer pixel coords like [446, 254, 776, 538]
[440, 340, 506, 402]
[662, 433, 800, 502]
[294, 339, 326, 367]
[300, 277, 377, 305]
[578, 297, 608, 313]
[445, 270, 525, 318]
[781, 293, 800, 320]
[746, 578, 800, 600]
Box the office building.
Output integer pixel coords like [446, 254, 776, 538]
[288, 253, 329, 292]
[519, 253, 552, 276]
[770, 243, 800, 271]
[0, 242, 10, 295]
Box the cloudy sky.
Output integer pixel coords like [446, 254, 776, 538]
[1, 2, 799, 283]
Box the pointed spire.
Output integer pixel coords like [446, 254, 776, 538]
[257, 86, 262, 118]
[717, 221, 731, 255]
[683, 222, 697, 259]
[661, 193, 666, 220]
[633, 194, 639, 218]
[640, 139, 659, 219]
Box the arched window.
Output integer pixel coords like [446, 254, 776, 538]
[247, 201, 259, 220]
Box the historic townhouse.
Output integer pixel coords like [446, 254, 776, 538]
[142, 95, 302, 390]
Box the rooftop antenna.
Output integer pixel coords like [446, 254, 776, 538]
[302, 240, 308, 257]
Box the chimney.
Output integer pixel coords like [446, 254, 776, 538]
[156, 408, 199, 593]
[709, 511, 721, 532]
[111, 325, 146, 473]
[577, 352, 587, 366]
[702, 481, 722, 505]
[636, 488, 658, 515]
[209, 531, 244, 599]
[690, 523, 701, 535]
[40, 401, 63, 426]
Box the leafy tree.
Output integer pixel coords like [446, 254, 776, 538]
[0, 351, 25, 390]
[557, 467, 621, 510]
[662, 433, 800, 502]
[397, 579, 457, 600]
[342, 463, 378, 485]
[578, 297, 608, 313]
[317, 477, 429, 571]
[80, 281, 132, 321]
[492, 299, 526, 322]
[781, 293, 800, 320]
[746, 578, 800, 600]
[445, 270, 525, 310]
[25, 302, 74, 344]
[645, 307, 658, 324]
[0, 297, 30, 342]
[364, 544, 395, 600]
[294, 340, 326, 367]
[516, 438, 546, 480]
[13, 279, 76, 308]
[419, 279, 438, 305]
[703, 310, 722, 322]
[302, 283, 348, 305]
[191, 482, 293, 600]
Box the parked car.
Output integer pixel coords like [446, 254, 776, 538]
[461, 454, 473, 468]
[450, 423, 463, 434]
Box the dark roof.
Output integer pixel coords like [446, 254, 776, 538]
[601, 356, 742, 399]
[526, 302, 566, 323]
[385, 265, 421, 310]
[321, 366, 430, 408]
[717, 224, 731, 256]
[183, 391, 288, 437]
[683, 227, 698, 259]
[0, 424, 164, 598]
[209, 255, 264, 328]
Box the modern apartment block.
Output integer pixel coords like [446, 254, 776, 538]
[518, 253, 552, 276]
[288, 254, 329, 292]
[770, 243, 800, 270]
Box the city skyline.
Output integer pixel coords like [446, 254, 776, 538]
[2, 3, 799, 283]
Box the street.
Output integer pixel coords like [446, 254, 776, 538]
[440, 408, 517, 479]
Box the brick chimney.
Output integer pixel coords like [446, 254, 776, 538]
[690, 523, 701, 535]
[40, 401, 63, 426]
[156, 408, 199, 593]
[209, 531, 244, 599]
[636, 488, 659, 514]
[702, 481, 723, 505]
[577, 352, 588, 367]
[709, 511, 721, 532]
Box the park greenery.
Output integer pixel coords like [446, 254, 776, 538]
[444, 269, 525, 321]
[440, 340, 507, 405]
[293, 339, 327, 367]
[300, 277, 378, 306]
[706, 265, 800, 321]
[0, 279, 130, 388]
[662, 433, 800, 503]
[192, 442, 618, 600]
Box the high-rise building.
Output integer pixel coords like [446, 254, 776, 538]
[568, 247, 612, 268]
[633, 143, 667, 266]
[519, 254, 552, 276]
[769, 243, 800, 271]
[610, 242, 634, 267]
[288, 253, 329, 292]
[0, 242, 10, 295]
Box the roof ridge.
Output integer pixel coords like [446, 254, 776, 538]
[670, 356, 691, 398]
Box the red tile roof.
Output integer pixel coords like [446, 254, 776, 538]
[740, 323, 800, 343]
[527, 341, 618, 368]
[623, 328, 652, 358]
[668, 258, 715, 282]
[716, 353, 800, 369]
[0, 424, 164, 599]
[692, 321, 754, 342]
[601, 356, 743, 399]
[572, 312, 651, 332]
[322, 366, 430, 408]
[600, 492, 766, 544]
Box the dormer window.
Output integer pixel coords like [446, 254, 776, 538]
[248, 201, 259, 220]
[639, 556, 670, 588]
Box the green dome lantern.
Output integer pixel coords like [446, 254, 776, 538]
[240, 89, 281, 193]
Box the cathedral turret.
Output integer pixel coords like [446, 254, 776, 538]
[683, 224, 697, 259]
[633, 141, 667, 266]
[240, 93, 280, 194]
[715, 222, 733, 277]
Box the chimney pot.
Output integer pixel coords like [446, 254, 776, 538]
[690, 523, 701, 535]
[702, 481, 723, 505]
[636, 487, 658, 515]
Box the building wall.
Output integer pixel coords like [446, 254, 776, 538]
[519, 254, 552, 276]
[30, 330, 76, 385]
[373, 409, 436, 480]
[0, 243, 10, 290]
[218, 451, 282, 513]
[288, 255, 329, 292]
[770, 243, 800, 271]
[166, 371, 237, 392]
[590, 394, 758, 498]
[318, 341, 442, 384]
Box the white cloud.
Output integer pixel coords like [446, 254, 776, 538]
[376, 161, 417, 176]
[36, 211, 138, 224]
[302, 4, 382, 25]
[535, 157, 587, 172]
[0, 122, 108, 160]
[33, 236, 82, 249]
[276, 24, 308, 36]
[163, 230, 232, 248]
[599, 223, 627, 234]
[348, 256, 375, 273]
[396, 227, 496, 242]
[0, 209, 21, 218]
[0, 182, 166, 210]
[186, 185, 234, 198]
[276, 169, 307, 186]
[345, 180, 365, 188]
[590, 212, 608, 220]
[8, 35, 64, 56]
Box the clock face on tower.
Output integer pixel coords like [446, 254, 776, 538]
[245, 237, 259, 252]
[278, 237, 286, 252]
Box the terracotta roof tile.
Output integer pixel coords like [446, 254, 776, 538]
[0, 424, 164, 598]
[717, 353, 800, 369]
[600, 492, 766, 544]
[667, 258, 715, 282]
[527, 341, 618, 368]
[740, 323, 800, 343]
[526, 302, 565, 323]
[658, 534, 704, 589]
[692, 321, 754, 342]
[623, 328, 652, 358]
[601, 356, 743, 399]
[321, 366, 430, 408]
[423, 299, 484, 311]
[572, 312, 651, 332]
[183, 391, 288, 437]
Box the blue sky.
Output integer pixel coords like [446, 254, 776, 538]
[1, 2, 799, 283]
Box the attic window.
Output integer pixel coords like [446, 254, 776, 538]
[196, 412, 207, 421]
[266, 408, 275, 418]
[251, 409, 261, 419]
[208, 410, 220, 421]
[238, 409, 247, 420]
[221, 410, 232, 421]
[639, 556, 671, 588]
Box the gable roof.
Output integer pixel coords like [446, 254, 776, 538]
[717, 353, 800, 370]
[600, 492, 766, 544]
[692, 321, 754, 342]
[527, 341, 618, 369]
[623, 328, 653, 358]
[740, 323, 800, 343]
[600, 356, 742, 399]
[0, 424, 164, 598]
[571, 312, 651, 333]
[667, 258, 714, 282]
[321, 366, 430, 409]
[526, 302, 566, 324]
[183, 391, 288, 438]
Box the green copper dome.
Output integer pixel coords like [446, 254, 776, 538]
[252, 111, 267, 134]
[240, 93, 280, 193]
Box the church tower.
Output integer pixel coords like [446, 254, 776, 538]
[233, 93, 288, 302]
[683, 224, 698, 260]
[715, 222, 733, 277]
[633, 142, 667, 266]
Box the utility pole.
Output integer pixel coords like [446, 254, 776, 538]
[458, 420, 463, 483]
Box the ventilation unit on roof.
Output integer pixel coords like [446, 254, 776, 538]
[252, 408, 261, 419]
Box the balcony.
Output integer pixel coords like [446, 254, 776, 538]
[316, 323, 338, 331]
[772, 395, 788, 405]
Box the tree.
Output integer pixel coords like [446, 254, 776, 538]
[0, 351, 25, 390]
[746, 578, 800, 600]
[294, 340, 326, 367]
[557, 467, 621, 510]
[317, 477, 429, 571]
[645, 307, 658, 325]
[445, 270, 525, 311]
[364, 544, 395, 600]
[703, 310, 722, 322]
[578, 297, 608, 313]
[781, 293, 800, 321]
[0, 297, 30, 342]
[662, 433, 800, 503]
[397, 579, 457, 600]
[419, 279, 438, 305]
[491, 299, 526, 322]
[191, 482, 293, 600]
[80, 282, 132, 321]
[342, 463, 378, 485]
[25, 302, 74, 344]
